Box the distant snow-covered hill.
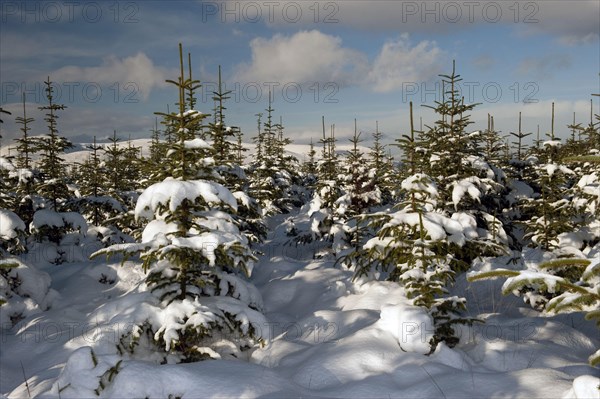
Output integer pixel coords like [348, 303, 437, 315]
[1, 138, 373, 165]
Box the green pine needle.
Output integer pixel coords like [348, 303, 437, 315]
[539, 259, 591, 269]
[467, 269, 520, 282]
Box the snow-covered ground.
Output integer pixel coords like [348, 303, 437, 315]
[1, 210, 598, 399]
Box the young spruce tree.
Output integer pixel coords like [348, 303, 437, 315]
[93, 44, 265, 362]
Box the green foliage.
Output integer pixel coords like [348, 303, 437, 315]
[0, 158, 17, 211]
[564, 155, 600, 163]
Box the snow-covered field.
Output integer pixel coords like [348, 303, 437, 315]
[2, 211, 598, 399]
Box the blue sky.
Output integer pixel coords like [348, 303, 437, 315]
[1, 0, 599, 151]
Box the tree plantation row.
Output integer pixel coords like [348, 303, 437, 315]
[1, 46, 598, 385]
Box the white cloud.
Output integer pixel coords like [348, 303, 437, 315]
[234, 30, 367, 86]
[234, 30, 443, 93]
[50, 53, 171, 101]
[367, 35, 443, 93]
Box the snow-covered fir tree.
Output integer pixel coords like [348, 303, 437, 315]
[343, 63, 515, 349]
[300, 118, 346, 255]
[96, 131, 143, 239]
[248, 94, 301, 215]
[354, 172, 473, 349]
[92, 44, 266, 362]
[334, 121, 382, 253]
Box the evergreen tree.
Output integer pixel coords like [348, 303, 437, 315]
[523, 162, 575, 250]
[343, 66, 513, 348]
[565, 98, 600, 158]
[395, 102, 423, 180]
[0, 157, 17, 214]
[508, 112, 533, 179]
[72, 137, 130, 238]
[420, 64, 480, 202]
[233, 127, 246, 165]
[519, 103, 577, 250]
[73, 137, 105, 226]
[198, 67, 267, 245]
[95, 131, 140, 239]
[297, 118, 345, 255]
[122, 136, 143, 188]
[104, 132, 126, 191]
[301, 138, 318, 184]
[418, 62, 509, 260]
[0, 107, 17, 213]
[248, 94, 300, 215]
[14, 93, 35, 171]
[479, 114, 506, 165]
[209, 66, 236, 164]
[34, 77, 73, 211]
[252, 113, 264, 162]
[469, 97, 600, 367]
[93, 44, 265, 362]
[148, 117, 166, 166]
[336, 120, 381, 247]
[12, 94, 37, 229]
[332, 119, 382, 254]
[369, 121, 395, 201]
[355, 172, 473, 349]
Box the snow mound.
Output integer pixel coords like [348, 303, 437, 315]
[563, 375, 600, 399]
[0, 209, 25, 239]
[378, 303, 434, 354]
[0, 258, 57, 327]
[52, 352, 307, 399]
